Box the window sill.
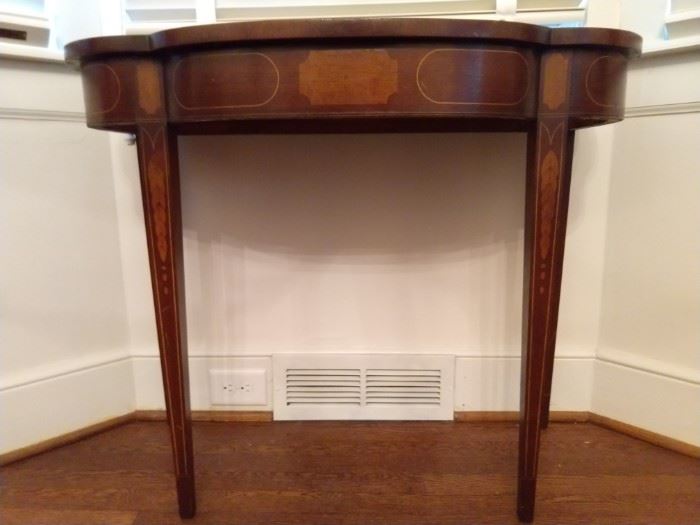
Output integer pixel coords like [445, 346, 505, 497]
[0, 42, 64, 63]
[642, 35, 700, 56]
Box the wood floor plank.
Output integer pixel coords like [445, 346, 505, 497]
[0, 508, 137, 525]
[1, 421, 698, 525]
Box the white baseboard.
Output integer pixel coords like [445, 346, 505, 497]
[132, 355, 273, 411]
[131, 354, 593, 413]
[2, 353, 697, 455]
[0, 359, 135, 455]
[597, 346, 700, 384]
[455, 356, 594, 411]
[0, 351, 132, 391]
[592, 359, 700, 447]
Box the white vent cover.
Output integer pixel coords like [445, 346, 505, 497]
[273, 354, 454, 420]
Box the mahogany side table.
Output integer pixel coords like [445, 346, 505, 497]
[66, 18, 641, 522]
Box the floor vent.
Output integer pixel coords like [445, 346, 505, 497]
[273, 354, 454, 420]
[365, 369, 442, 405]
[286, 369, 361, 406]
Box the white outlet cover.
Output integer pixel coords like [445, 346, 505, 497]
[209, 368, 267, 406]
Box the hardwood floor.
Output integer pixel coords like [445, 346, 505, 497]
[1, 421, 698, 525]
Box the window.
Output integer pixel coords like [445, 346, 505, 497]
[665, 0, 700, 41]
[1, 0, 591, 61]
[0, 0, 105, 62]
[0, 0, 54, 59]
[121, 0, 588, 34]
[620, 0, 700, 54]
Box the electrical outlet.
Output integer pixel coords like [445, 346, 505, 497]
[209, 368, 267, 405]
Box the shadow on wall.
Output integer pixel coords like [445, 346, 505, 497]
[175, 132, 589, 357]
[181, 133, 528, 255]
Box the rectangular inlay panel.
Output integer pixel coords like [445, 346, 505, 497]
[299, 49, 398, 106]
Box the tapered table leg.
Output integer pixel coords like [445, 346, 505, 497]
[517, 49, 577, 522]
[136, 123, 195, 518]
[539, 130, 575, 429]
[518, 116, 574, 522]
[518, 117, 573, 522]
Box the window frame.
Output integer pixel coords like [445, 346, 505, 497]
[0, 0, 61, 62]
[0, 0, 604, 63]
[121, 0, 588, 34]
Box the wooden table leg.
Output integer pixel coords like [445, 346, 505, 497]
[136, 123, 196, 518]
[518, 117, 574, 522]
[539, 130, 575, 429]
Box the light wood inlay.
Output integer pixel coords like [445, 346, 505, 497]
[146, 149, 169, 264]
[136, 61, 162, 115]
[542, 53, 568, 111]
[299, 49, 398, 106]
[538, 148, 559, 264]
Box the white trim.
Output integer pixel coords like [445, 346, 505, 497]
[455, 356, 594, 411]
[124, 20, 193, 34]
[593, 359, 700, 446]
[196, 0, 217, 23]
[643, 35, 700, 55]
[0, 41, 63, 62]
[0, 9, 49, 27]
[0, 351, 131, 391]
[596, 347, 700, 385]
[131, 353, 594, 413]
[665, 6, 700, 39]
[624, 101, 700, 118]
[130, 347, 595, 359]
[0, 9, 50, 46]
[4, 352, 694, 447]
[3, 100, 695, 124]
[123, 5, 196, 23]
[669, 0, 700, 13]
[100, 0, 125, 35]
[133, 355, 274, 411]
[121, 0, 586, 31]
[0, 106, 85, 122]
[215, 0, 499, 20]
[498, 0, 517, 17]
[0, 359, 135, 455]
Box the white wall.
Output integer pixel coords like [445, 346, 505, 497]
[592, 45, 700, 445]
[0, 59, 134, 454]
[2, 1, 698, 453]
[127, 131, 606, 412]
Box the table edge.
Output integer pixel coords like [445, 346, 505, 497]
[64, 18, 642, 64]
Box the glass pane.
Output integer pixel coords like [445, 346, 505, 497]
[215, 0, 498, 21]
[0, 0, 45, 17]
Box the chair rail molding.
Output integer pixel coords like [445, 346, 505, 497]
[0, 106, 85, 122]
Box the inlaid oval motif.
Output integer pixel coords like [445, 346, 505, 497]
[585, 55, 626, 108]
[417, 49, 530, 106]
[172, 52, 279, 110]
[82, 63, 121, 115]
